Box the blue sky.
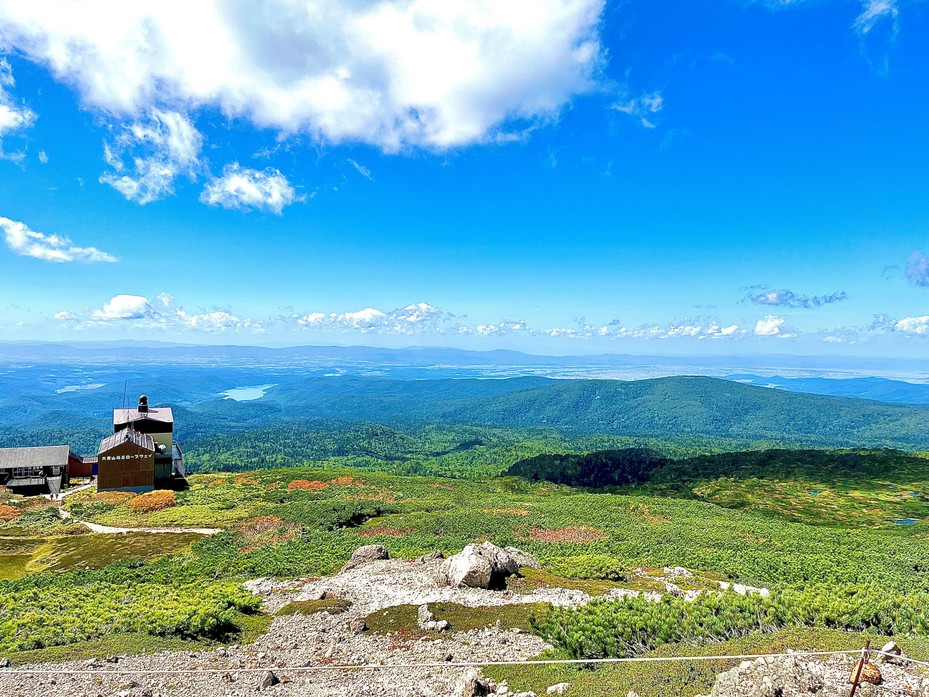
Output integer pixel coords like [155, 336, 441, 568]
[0, 0, 927, 355]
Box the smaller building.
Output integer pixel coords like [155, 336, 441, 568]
[97, 429, 156, 493]
[0, 445, 77, 495]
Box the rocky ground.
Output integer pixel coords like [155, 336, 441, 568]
[698, 651, 929, 697]
[2, 543, 912, 697]
[0, 549, 585, 697]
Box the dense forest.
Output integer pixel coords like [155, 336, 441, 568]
[2, 375, 929, 454]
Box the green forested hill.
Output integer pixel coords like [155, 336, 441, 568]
[2, 375, 928, 453]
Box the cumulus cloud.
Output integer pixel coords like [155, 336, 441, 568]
[746, 287, 847, 308]
[906, 250, 929, 287]
[892, 316, 929, 336]
[0, 1, 605, 152]
[99, 109, 202, 204]
[0, 58, 34, 136]
[59, 292, 256, 332]
[754, 315, 793, 337]
[610, 91, 663, 129]
[92, 294, 155, 320]
[201, 164, 301, 214]
[297, 302, 451, 334]
[0, 216, 117, 263]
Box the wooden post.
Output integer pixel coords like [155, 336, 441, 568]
[848, 640, 871, 697]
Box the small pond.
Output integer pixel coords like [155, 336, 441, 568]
[221, 384, 276, 401]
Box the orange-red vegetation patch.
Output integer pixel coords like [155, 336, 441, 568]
[267, 482, 281, 490]
[347, 488, 397, 503]
[0, 504, 22, 522]
[207, 478, 227, 488]
[18, 497, 57, 510]
[357, 525, 416, 538]
[528, 526, 605, 543]
[93, 491, 136, 505]
[288, 479, 328, 491]
[126, 490, 176, 514]
[234, 474, 260, 486]
[331, 476, 359, 487]
[430, 483, 454, 491]
[237, 515, 302, 552]
[484, 508, 531, 516]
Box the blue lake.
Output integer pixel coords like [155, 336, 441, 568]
[221, 384, 276, 401]
[892, 519, 919, 525]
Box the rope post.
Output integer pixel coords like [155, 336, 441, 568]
[848, 640, 871, 697]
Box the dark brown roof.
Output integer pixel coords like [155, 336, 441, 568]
[99, 429, 156, 454]
[0, 445, 71, 470]
[113, 406, 174, 426]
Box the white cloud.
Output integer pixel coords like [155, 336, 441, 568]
[754, 315, 793, 337]
[0, 59, 34, 136]
[0, 216, 117, 263]
[0, 1, 605, 152]
[297, 302, 450, 334]
[61, 292, 257, 332]
[347, 159, 374, 182]
[201, 163, 300, 214]
[610, 91, 663, 129]
[37, 150, 48, 163]
[92, 295, 155, 321]
[99, 109, 202, 204]
[894, 316, 929, 336]
[854, 0, 898, 35]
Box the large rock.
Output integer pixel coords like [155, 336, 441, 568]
[438, 542, 533, 590]
[341, 544, 388, 572]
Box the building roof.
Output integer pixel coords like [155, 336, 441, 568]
[99, 429, 156, 454]
[113, 406, 174, 427]
[0, 445, 71, 470]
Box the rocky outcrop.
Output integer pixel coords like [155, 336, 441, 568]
[438, 542, 538, 590]
[341, 544, 389, 572]
[417, 603, 449, 631]
[699, 652, 929, 697]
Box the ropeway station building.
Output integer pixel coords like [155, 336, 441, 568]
[0, 394, 186, 495]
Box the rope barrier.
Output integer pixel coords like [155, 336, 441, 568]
[0, 649, 869, 675]
[1, 647, 925, 677]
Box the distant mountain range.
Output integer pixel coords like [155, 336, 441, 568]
[727, 374, 929, 405]
[1, 372, 928, 452]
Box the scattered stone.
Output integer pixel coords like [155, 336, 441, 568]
[348, 617, 367, 634]
[504, 547, 540, 569]
[850, 659, 882, 685]
[663, 566, 692, 579]
[260, 670, 281, 689]
[456, 668, 497, 696]
[546, 683, 570, 695]
[417, 603, 450, 631]
[879, 640, 905, 664]
[418, 551, 445, 563]
[341, 544, 389, 573]
[0, 658, 8, 668]
[221, 672, 235, 684]
[514, 693, 538, 697]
